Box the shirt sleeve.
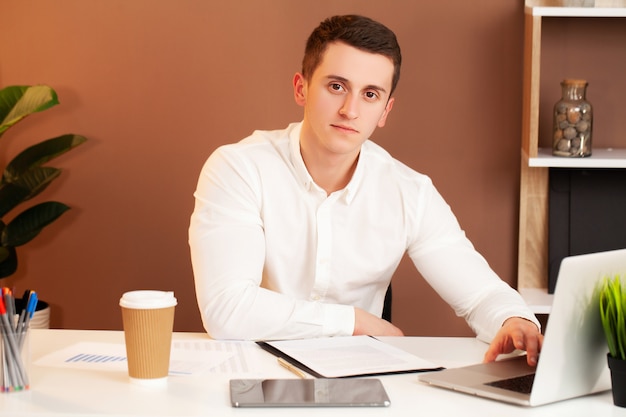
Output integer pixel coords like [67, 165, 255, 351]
[188, 146, 355, 340]
[406, 182, 540, 343]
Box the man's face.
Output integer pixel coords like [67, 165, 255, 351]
[294, 42, 395, 159]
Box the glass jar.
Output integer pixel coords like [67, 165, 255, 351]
[552, 79, 593, 157]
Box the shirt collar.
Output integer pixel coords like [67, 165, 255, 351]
[288, 121, 364, 205]
[288, 123, 313, 190]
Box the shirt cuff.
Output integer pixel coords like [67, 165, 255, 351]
[322, 304, 355, 336]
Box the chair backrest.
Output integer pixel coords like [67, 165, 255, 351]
[382, 285, 392, 322]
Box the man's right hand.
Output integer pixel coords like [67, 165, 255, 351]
[353, 307, 404, 336]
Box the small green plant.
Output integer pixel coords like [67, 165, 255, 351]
[599, 275, 626, 361]
[0, 85, 87, 279]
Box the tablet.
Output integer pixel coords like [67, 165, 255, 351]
[230, 378, 391, 407]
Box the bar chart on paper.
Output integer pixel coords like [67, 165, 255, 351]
[34, 339, 269, 376]
[35, 342, 129, 372]
[65, 352, 127, 364]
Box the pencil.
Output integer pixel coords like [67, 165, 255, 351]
[277, 357, 307, 379]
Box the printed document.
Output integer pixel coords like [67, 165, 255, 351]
[260, 335, 442, 378]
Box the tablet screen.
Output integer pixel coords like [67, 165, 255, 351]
[230, 378, 391, 407]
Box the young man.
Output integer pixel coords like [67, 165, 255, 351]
[189, 15, 542, 365]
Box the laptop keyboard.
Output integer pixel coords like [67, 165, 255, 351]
[485, 373, 536, 394]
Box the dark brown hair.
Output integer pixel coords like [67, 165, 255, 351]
[302, 15, 402, 95]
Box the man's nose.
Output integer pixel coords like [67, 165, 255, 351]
[339, 94, 359, 119]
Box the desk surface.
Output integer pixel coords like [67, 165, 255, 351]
[0, 329, 623, 417]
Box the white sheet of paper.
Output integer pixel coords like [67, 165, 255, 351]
[266, 335, 441, 378]
[34, 340, 258, 376]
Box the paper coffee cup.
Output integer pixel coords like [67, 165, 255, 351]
[119, 290, 177, 385]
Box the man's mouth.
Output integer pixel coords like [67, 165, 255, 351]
[331, 124, 358, 134]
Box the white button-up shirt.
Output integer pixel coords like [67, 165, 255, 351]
[189, 122, 538, 341]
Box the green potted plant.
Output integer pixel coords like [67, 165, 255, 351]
[0, 84, 87, 327]
[599, 274, 626, 407]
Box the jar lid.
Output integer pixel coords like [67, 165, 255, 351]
[562, 78, 588, 86]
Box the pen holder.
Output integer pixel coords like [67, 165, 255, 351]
[1, 321, 30, 393]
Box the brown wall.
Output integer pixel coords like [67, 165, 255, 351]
[0, 0, 527, 336]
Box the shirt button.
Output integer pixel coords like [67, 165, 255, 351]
[311, 294, 321, 301]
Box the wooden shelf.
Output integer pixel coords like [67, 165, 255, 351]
[529, 148, 626, 168]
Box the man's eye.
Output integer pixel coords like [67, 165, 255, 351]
[365, 91, 378, 100]
[330, 83, 344, 92]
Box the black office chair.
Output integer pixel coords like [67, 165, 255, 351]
[382, 285, 392, 322]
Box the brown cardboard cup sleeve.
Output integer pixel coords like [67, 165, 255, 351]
[119, 290, 177, 386]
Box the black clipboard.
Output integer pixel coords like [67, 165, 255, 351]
[257, 337, 445, 378]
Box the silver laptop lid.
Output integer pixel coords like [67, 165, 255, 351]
[528, 249, 624, 405]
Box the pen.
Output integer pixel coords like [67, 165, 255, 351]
[277, 357, 307, 379]
[17, 291, 37, 349]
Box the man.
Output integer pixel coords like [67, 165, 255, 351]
[189, 15, 542, 365]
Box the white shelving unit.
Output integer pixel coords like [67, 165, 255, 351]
[527, 0, 626, 17]
[518, 0, 626, 313]
[529, 148, 626, 168]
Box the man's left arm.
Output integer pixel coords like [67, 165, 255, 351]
[405, 183, 542, 359]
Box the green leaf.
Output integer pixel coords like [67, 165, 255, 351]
[3, 134, 87, 182]
[0, 167, 61, 217]
[600, 282, 618, 357]
[599, 275, 626, 360]
[7, 166, 61, 198]
[0, 246, 9, 264]
[1, 201, 70, 247]
[0, 85, 59, 137]
[0, 246, 17, 279]
[0, 182, 31, 218]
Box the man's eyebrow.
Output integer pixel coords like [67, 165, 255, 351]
[325, 74, 388, 95]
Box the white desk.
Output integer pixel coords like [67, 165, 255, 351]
[0, 329, 623, 417]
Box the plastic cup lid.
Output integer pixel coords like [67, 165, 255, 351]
[119, 290, 177, 309]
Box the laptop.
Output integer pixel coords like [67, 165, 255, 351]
[418, 248, 626, 406]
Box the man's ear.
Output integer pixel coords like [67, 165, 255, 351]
[293, 73, 307, 107]
[377, 97, 395, 128]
